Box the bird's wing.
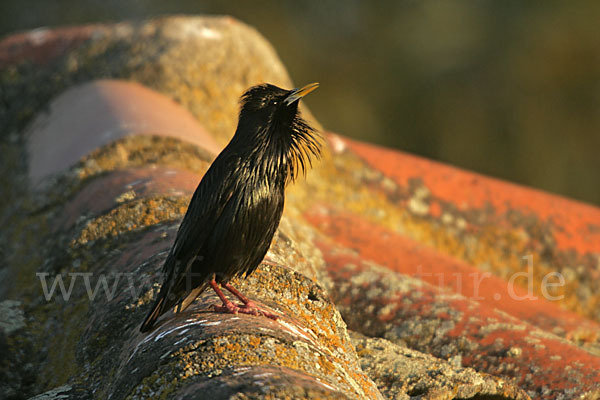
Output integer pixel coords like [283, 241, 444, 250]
[168, 156, 237, 269]
[198, 173, 285, 280]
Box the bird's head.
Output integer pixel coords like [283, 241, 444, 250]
[234, 82, 321, 182]
[238, 82, 319, 129]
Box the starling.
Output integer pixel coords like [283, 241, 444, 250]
[140, 82, 321, 332]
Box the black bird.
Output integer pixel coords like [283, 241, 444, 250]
[140, 82, 321, 332]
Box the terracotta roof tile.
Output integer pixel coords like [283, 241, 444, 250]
[2, 16, 598, 399]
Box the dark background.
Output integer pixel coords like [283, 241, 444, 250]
[1, 1, 599, 205]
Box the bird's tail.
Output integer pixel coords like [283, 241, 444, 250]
[140, 289, 170, 332]
[177, 282, 208, 313]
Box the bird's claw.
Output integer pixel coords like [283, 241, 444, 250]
[242, 301, 279, 320]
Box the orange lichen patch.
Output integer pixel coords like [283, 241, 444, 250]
[305, 210, 600, 338]
[71, 136, 211, 181]
[160, 332, 371, 398]
[345, 138, 600, 255]
[228, 266, 382, 398]
[136, 336, 309, 397]
[72, 196, 188, 245]
[318, 239, 600, 398]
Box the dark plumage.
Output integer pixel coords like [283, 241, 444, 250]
[140, 82, 321, 332]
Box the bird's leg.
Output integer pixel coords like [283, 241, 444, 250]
[208, 279, 239, 314]
[221, 282, 252, 304]
[221, 282, 279, 320]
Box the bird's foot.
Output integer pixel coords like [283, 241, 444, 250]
[239, 300, 279, 320]
[210, 280, 279, 320]
[212, 301, 242, 314]
[212, 300, 279, 320]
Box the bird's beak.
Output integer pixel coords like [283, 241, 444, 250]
[284, 82, 319, 106]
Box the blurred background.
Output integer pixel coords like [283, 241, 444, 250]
[1, 1, 599, 205]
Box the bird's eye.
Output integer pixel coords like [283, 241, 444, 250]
[272, 100, 278, 105]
